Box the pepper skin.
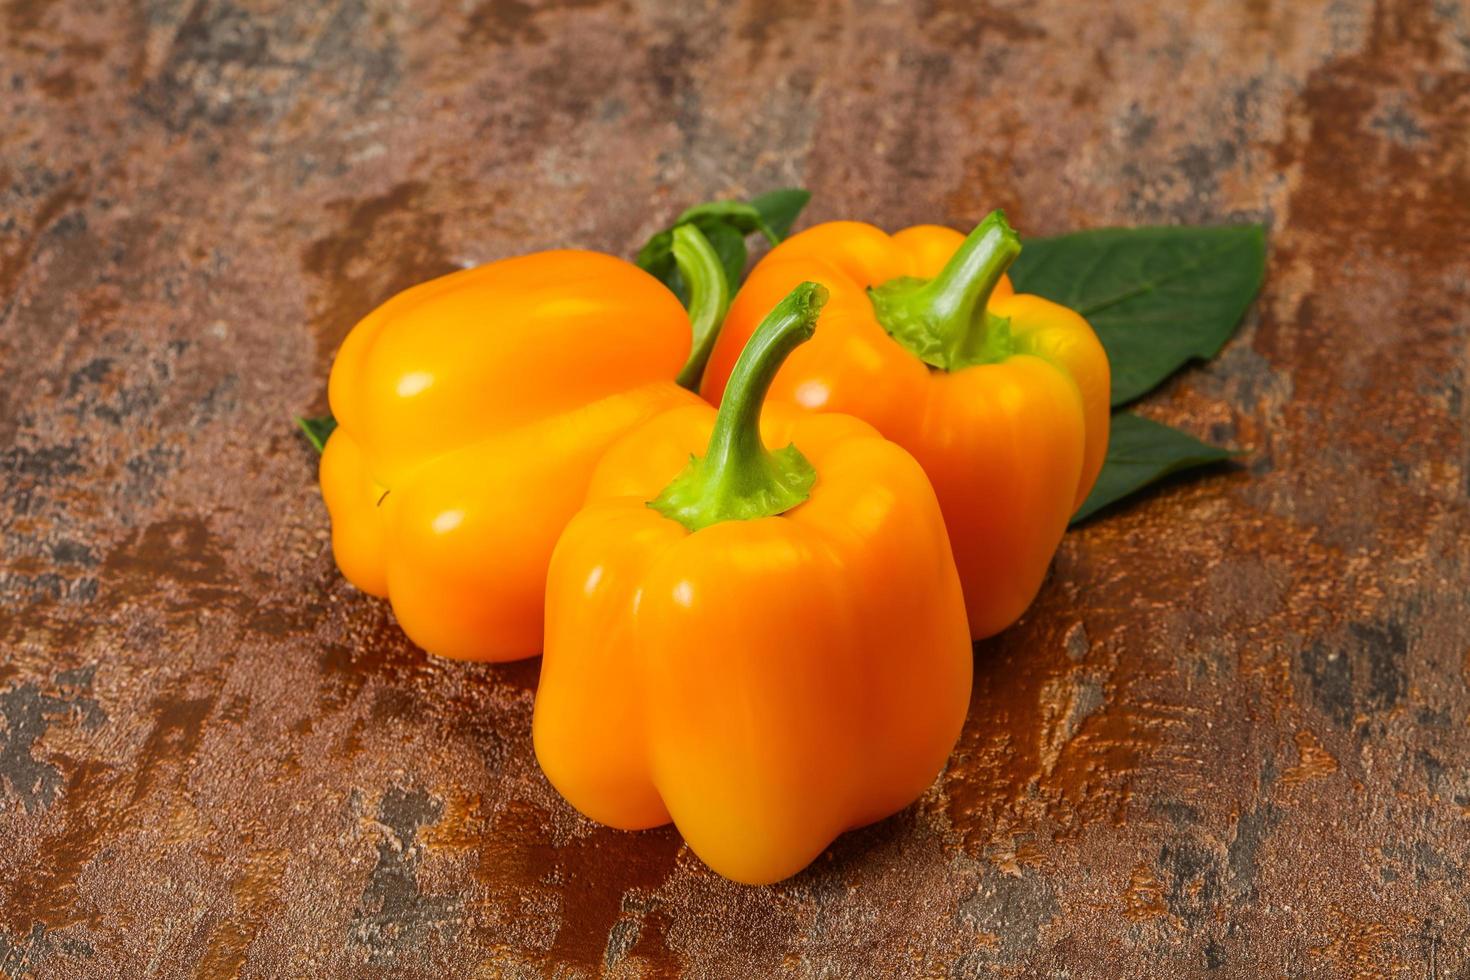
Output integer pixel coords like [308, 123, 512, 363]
[320, 249, 702, 661]
[700, 212, 1110, 640]
[534, 283, 972, 885]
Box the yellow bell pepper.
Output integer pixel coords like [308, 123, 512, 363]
[534, 283, 973, 884]
[319, 247, 716, 661]
[701, 211, 1111, 639]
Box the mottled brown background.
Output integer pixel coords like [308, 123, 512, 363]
[2, 0, 1468, 976]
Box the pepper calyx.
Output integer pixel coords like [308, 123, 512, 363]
[868, 209, 1021, 372]
[649, 282, 827, 533]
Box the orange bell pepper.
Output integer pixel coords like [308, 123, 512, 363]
[319, 246, 721, 661]
[534, 283, 972, 884]
[701, 211, 1110, 639]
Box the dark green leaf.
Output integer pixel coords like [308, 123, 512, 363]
[674, 201, 767, 236]
[636, 217, 747, 306]
[749, 188, 811, 242]
[635, 228, 674, 273]
[1010, 224, 1266, 406]
[1071, 413, 1237, 524]
[635, 189, 812, 303]
[635, 228, 684, 300]
[700, 221, 748, 296]
[295, 414, 337, 454]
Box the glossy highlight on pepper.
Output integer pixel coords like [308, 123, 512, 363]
[319, 249, 702, 661]
[534, 282, 973, 885]
[702, 212, 1111, 639]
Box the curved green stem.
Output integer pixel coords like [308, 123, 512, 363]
[867, 209, 1022, 371]
[649, 282, 828, 533]
[671, 224, 731, 390]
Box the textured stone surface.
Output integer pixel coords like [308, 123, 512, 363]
[2, 0, 1468, 976]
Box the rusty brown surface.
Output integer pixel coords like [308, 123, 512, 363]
[2, 0, 1468, 976]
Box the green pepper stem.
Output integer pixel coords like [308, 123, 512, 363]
[671, 224, 731, 390]
[701, 283, 820, 481]
[648, 282, 828, 533]
[868, 209, 1021, 371]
